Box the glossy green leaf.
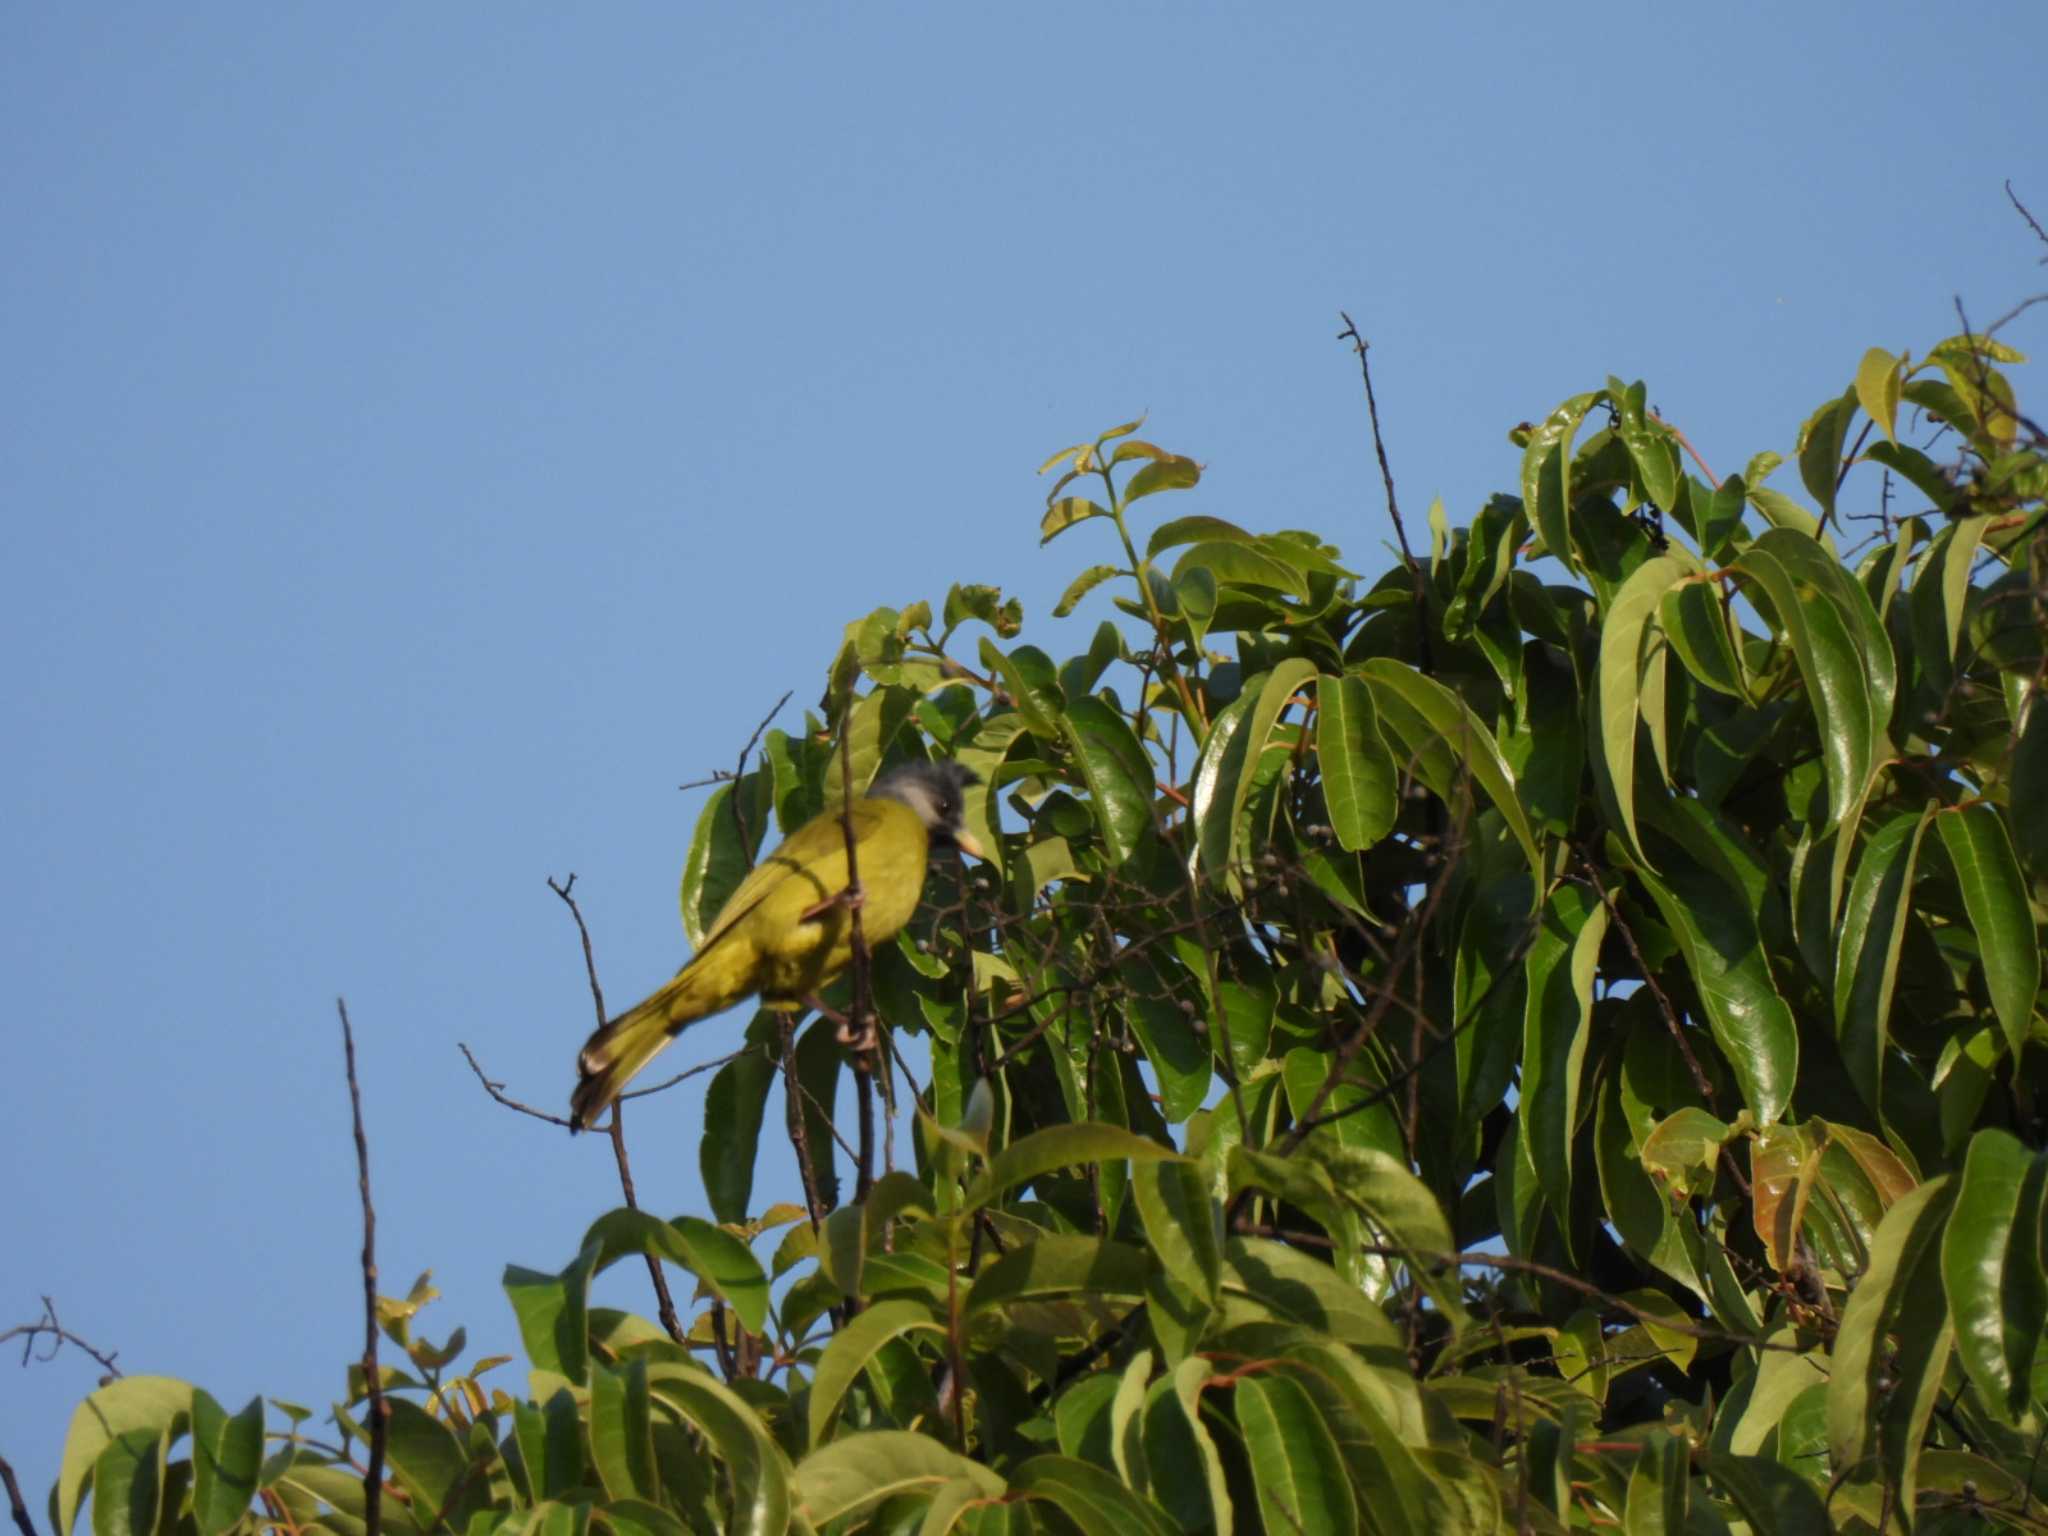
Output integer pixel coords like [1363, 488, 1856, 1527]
[969, 1122, 1182, 1211]
[1935, 802, 2041, 1063]
[590, 1360, 657, 1500]
[643, 1364, 791, 1536]
[1833, 803, 1936, 1119]
[503, 1241, 600, 1382]
[1058, 696, 1154, 866]
[1132, 1157, 1221, 1303]
[1147, 514, 1257, 559]
[1656, 578, 1743, 698]
[1700, 1453, 1828, 1535]
[89, 1431, 164, 1536]
[1597, 554, 1691, 866]
[1169, 540, 1310, 600]
[1633, 797, 1798, 1124]
[188, 1391, 262, 1536]
[1909, 514, 1991, 710]
[579, 1208, 770, 1334]
[966, 1235, 1150, 1314]
[1359, 658, 1543, 882]
[1521, 390, 1603, 572]
[1007, 1456, 1181, 1536]
[1796, 387, 1857, 523]
[978, 638, 1064, 739]
[1191, 690, 1255, 888]
[700, 1041, 774, 1226]
[381, 1397, 470, 1521]
[1827, 1175, 1958, 1517]
[1622, 1429, 1687, 1535]
[1235, 1373, 1360, 1536]
[1314, 673, 1397, 851]
[1520, 883, 1608, 1222]
[795, 1433, 1006, 1527]
[806, 1297, 948, 1446]
[1735, 531, 1890, 842]
[1942, 1129, 2048, 1424]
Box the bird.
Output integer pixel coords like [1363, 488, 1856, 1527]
[569, 759, 983, 1131]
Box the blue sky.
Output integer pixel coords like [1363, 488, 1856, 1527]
[4, 1, 2044, 1498]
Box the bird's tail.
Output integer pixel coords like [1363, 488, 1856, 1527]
[569, 961, 726, 1132]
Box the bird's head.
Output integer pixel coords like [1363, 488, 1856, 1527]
[868, 761, 984, 859]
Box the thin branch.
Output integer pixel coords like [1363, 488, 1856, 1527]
[336, 998, 386, 1536]
[0, 1455, 37, 1536]
[541, 875, 686, 1343]
[460, 1042, 736, 1127]
[2010, 180, 2048, 262]
[1338, 313, 1431, 674]
[1579, 854, 1716, 1105]
[1653, 410, 1720, 489]
[833, 725, 877, 1205]
[727, 690, 792, 855]
[676, 689, 794, 796]
[2, 1297, 121, 1378]
[781, 1017, 829, 1232]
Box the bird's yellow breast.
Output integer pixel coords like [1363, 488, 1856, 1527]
[720, 796, 933, 1002]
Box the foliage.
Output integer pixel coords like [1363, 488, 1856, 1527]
[47, 332, 2048, 1533]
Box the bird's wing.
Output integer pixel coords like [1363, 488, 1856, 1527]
[696, 799, 896, 952]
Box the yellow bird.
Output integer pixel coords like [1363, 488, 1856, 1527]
[570, 761, 982, 1131]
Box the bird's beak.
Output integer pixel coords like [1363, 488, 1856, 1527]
[951, 831, 985, 860]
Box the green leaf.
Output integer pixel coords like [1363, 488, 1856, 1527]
[1053, 564, 1126, 619]
[504, 1242, 599, 1382]
[1123, 454, 1201, 505]
[1622, 1429, 1687, 1536]
[1826, 1175, 1958, 1517]
[700, 1040, 774, 1226]
[1700, 1453, 1828, 1535]
[1520, 884, 1609, 1224]
[1042, 497, 1112, 545]
[968, 1122, 1184, 1211]
[1191, 690, 1256, 889]
[1132, 1158, 1222, 1304]
[1597, 554, 1692, 864]
[805, 1297, 948, 1446]
[1006, 1456, 1181, 1536]
[1359, 658, 1543, 883]
[381, 1397, 470, 1521]
[1796, 386, 1858, 523]
[89, 1431, 164, 1536]
[188, 1392, 262, 1536]
[967, 1236, 1152, 1316]
[978, 638, 1064, 739]
[1942, 1129, 2048, 1424]
[579, 1208, 771, 1334]
[643, 1365, 792, 1536]
[1314, 674, 1397, 852]
[792, 1432, 1004, 1528]
[1909, 514, 1992, 712]
[1935, 802, 2041, 1064]
[1147, 514, 1257, 560]
[678, 780, 768, 965]
[1176, 566, 1217, 651]
[589, 1360, 657, 1500]
[1620, 420, 1681, 512]
[1735, 531, 1892, 841]
[1235, 1373, 1360, 1536]
[1833, 803, 1936, 1120]
[1633, 798, 1798, 1125]
[1864, 441, 1957, 514]
[1169, 541, 1310, 601]
[1521, 390, 1604, 573]
[1058, 696, 1154, 866]
[1144, 1360, 1234, 1535]
[1855, 347, 1904, 446]
[1656, 579, 1743, 698]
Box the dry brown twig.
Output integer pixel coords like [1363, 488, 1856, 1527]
[336, 998, 387, 1536]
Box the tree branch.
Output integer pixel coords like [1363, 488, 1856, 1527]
[336, 998, 386, 1536]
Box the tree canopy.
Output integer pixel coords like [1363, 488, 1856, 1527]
[40, 320, 2048, 1534]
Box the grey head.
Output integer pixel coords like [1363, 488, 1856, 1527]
[867, 761, 983, 857]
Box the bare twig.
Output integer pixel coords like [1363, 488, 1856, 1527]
[728, 691, 792, 854]
[543, 875, 686, 1344]
[2010, 180, 2048, 262]
[0, 1455, 37, 1536]
[782, 1018, 829, 1232]
[461, 1041, 736, 1127]
[833, 726, 877, 1205]
[676, 689, 795, 797]
[3, 1297, 121, 1378]
[336, 998, 386, 1536]
[1338, 313, 1431, 674]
